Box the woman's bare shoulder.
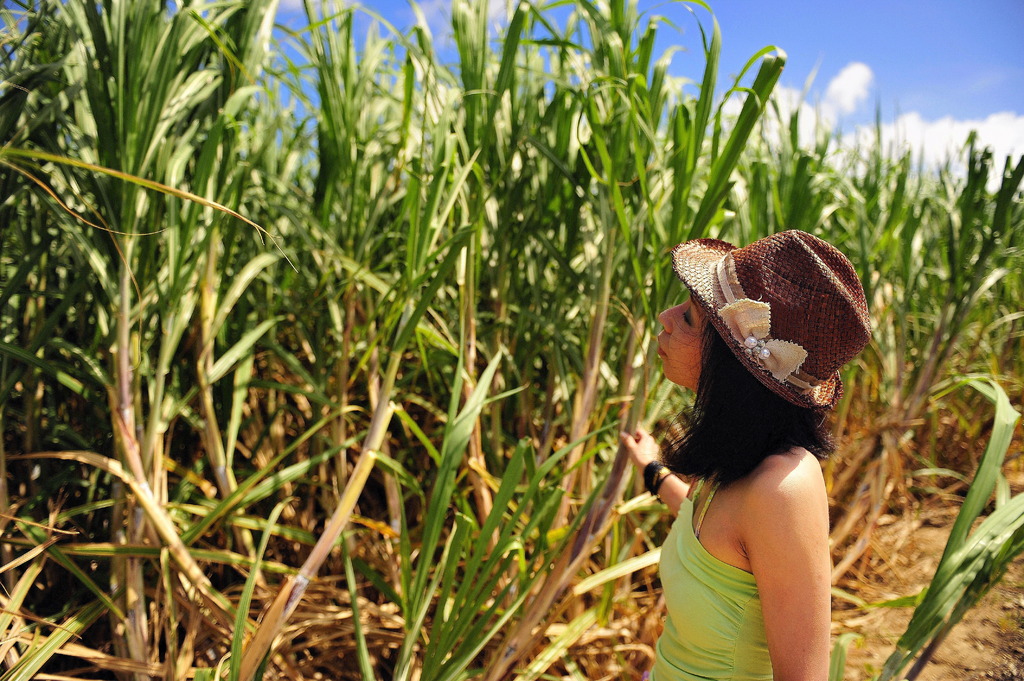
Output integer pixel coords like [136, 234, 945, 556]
[739, 448, 826, 516]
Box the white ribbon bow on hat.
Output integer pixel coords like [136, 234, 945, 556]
[715, 254, 811, 386]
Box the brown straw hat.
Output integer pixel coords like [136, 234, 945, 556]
[671, 230, 871, 410]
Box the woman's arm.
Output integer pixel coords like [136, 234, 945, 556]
[619, 427, 691, 514]
[741, 453, 831, 681]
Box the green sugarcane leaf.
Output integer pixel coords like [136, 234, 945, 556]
[0, 341, 85, 394]
[210, 252, 280, 338]
[228, 498, 289, 681]
[878, 380, 1021, 681]
[410, 350, 504, 604]
[515, 608, 599, 681]
[829, 633, 863, 681]
[0, 597, 110, 681]
[691, 51, 785, 238]
[944, 378, 1019, 555]
[344, 548, 376, 680]
[208, 317, 282, 384]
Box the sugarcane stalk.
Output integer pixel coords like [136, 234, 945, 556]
[112, 258, 151, 680]
[0, 409, 12, 594]
[459, 235, 495, 533]
[196, 229, 259, 564]
[485, 309, 644, 681]
[237, 439, 382, 681]
[483, 435, 632, 681]
[556, 214, 616, 527]
[330, 288, 356, 494]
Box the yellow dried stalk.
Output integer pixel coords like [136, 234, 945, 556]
[238, 447, 379, 681]
[15, 451, 235, 629]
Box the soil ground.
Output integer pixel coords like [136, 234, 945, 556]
[834, 494, 1024, 680]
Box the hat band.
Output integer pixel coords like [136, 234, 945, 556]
[713, 254, 820, 393]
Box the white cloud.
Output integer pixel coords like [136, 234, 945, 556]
[747, 62, 1023, 183]
[823, 62, 874, 117]
[857, 110, 1024, 173]
[768, 83, 824, 144]
[726, 64, 875, 151]
[487, 0, 512, 24]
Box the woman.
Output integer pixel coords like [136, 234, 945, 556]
[620, 230, 871, 681]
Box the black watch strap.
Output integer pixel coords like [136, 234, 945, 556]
[643, 461, 670, 496]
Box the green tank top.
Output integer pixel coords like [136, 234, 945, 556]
[650, 481, 773, 681]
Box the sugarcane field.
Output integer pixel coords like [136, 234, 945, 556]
[1, 0, 1023, 679]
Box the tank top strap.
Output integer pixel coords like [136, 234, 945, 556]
[691, 477, 705, 499]
[694, 479, 720, 539]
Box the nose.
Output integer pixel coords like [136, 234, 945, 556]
[658, 304, 684, 331]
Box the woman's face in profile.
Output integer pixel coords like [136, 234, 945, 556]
[657, 298, 704, 390]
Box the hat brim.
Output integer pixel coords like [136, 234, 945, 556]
[671, 239, 842, 410]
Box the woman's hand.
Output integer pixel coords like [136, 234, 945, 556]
[619, 427, 660, 470]
[619, 427, 689, 513]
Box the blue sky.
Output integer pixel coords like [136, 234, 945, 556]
[278, 0, 1024, 166]
[709, 0, 1023, 124]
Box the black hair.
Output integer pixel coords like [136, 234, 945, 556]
[662, 319, 834, 485]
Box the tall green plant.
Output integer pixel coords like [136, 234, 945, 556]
[877, 378, 1022, 680]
